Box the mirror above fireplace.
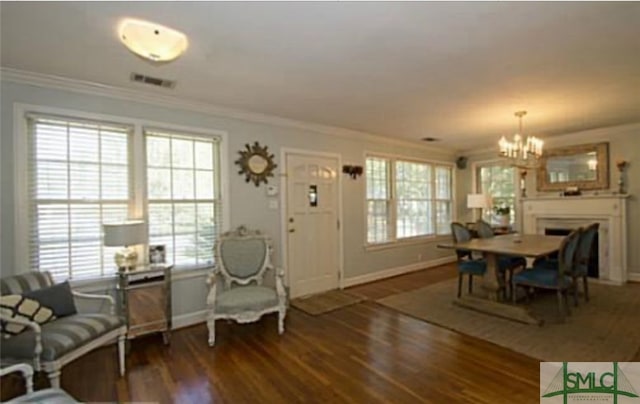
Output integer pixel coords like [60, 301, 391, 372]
[536, 142, 609, 191]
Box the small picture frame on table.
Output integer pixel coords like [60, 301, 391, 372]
[149, 245, 166, 265]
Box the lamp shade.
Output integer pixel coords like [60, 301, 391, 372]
[103, 221, 146, 247]
[467, 194, 491, 209]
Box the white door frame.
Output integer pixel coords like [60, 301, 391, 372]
[279, 147, 344, 291]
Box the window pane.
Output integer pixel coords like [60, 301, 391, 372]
[367, 200, 389, 243]
[146, 131, 220, 268]
[366, 158, 388, 199]
[478, 165, 516, 224]
[146, 136, 171, 167]
[29, 117, 131, 281]
[395, 161, 432, 238]
[171, 138, 194, 168]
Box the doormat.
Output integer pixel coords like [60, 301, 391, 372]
[291, 290, 365, 316]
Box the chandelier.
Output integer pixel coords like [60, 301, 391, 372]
[498, 111, 544, 169]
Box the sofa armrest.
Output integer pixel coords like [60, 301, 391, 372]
[0, 314, 42, 370]
[71, 291, 115, 315]
[0, 363, 34, 394]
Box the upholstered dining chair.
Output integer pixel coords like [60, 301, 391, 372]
[0, 271, 126, 388]
[571, 223, 599, 304]
[206, 226, 287, 347]
[451, 222, 487, 298]
[475, 220, 526, 299]
[512, 229, 581, 322]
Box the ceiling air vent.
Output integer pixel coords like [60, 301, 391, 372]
[130, 73, 176, 89]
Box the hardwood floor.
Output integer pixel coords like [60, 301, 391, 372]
[6, 263, 624, 403]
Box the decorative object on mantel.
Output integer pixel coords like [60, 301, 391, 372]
[537, 142, 609, 191]
[562, 186, 582, 197]
[616, 160, 629, 194]
[235, 141, 277, 186]
[498, 110, 544, 170]
[342, 165, 363, 179]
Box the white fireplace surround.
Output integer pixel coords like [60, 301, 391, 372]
[522, 195, 629, 284]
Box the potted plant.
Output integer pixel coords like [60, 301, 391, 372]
[493, 205, 511, 227]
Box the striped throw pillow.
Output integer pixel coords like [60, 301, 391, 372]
[0, 294, 56, 338]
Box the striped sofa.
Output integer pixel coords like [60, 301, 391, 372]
[0, 271, 126, 388]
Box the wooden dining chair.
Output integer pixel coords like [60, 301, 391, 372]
[512, 228, 581, 322]
[451, 222, 486, 298]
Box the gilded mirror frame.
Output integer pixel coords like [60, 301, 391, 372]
[537, 142, 609, 191]
[235, 141, 277, 186]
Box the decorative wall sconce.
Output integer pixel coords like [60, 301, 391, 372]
[342, 165, 363, 179]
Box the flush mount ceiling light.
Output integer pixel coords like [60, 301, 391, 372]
[119, 18, 188, 62]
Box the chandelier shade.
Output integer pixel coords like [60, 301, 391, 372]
[498, 111, 544, 170]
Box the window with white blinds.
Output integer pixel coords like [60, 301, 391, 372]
[145, 129, 221, 268]
[28, 115, 132, 280]
[366, 155, 453, 245]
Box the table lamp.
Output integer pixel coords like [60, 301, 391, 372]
[467, 193, 491, 222]
[103, 221, 146, 271]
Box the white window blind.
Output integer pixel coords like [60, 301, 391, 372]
[366, 156, 453, 244]
[366, 157, 391, 243]
[28, 115, 132, 281]
[145, 129, 221, 268]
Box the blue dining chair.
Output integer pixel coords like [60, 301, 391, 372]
[451, 222, 486, 298]
[475, 220, 526, 299]
[512, 228, 581, 322]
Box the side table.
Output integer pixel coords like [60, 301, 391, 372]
[117, 264, 172, 345]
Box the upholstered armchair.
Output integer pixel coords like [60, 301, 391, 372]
[0, 363, 79, 403]
[0, 272, 126, 388]
[206, 226, 287, 347]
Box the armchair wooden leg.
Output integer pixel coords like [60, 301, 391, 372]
[572, 277, 579, 307]
[207, 315, 216, 347]
[468, 275, 473, 295]
[278, 309, 286, 335]
[457, 274, 463, 298]
[512, 282, 518, 304]
[48, 369, 61, 389]
[118, 334, 126, 377]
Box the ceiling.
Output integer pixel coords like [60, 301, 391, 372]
[2, 2, 639, 150]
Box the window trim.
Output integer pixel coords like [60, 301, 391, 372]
[471, 158, 520, 230]
[14, 103, 230, 283]
[363, 151, 456, 250]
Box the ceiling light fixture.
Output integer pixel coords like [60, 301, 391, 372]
[119, 18, 188, 63]
[498, 110, 544, 170]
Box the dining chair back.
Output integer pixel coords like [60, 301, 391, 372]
[572, 223, 599, 302]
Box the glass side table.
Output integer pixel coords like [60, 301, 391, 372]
[116, 264, 172, 345]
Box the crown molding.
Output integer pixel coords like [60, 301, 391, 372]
[458, 121, 640, 158]
[0, 67, 455, 155]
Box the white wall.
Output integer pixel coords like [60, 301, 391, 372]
[456, 123, 640, 278]
[0, 77, 457, 321]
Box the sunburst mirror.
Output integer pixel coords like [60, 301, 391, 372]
[235, 142, 277, 186]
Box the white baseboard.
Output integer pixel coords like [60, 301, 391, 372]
[341, 255, 456, 288]
[172, 309, 208, 330]
[628, 272, 640, 283]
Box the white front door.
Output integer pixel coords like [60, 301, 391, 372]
[285, 153, 340, 298]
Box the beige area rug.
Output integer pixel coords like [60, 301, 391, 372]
[291, 290, 365, 315]
[377, 278, 640, 361]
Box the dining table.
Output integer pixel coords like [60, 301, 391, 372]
[438, 233, 565, 325]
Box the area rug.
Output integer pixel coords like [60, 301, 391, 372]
[291, 290, 365, 316]
[376, 278, 640, 361]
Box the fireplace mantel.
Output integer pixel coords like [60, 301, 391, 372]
[521, 195, 629, 284]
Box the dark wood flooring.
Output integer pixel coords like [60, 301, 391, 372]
[4, 264, 633, 403]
